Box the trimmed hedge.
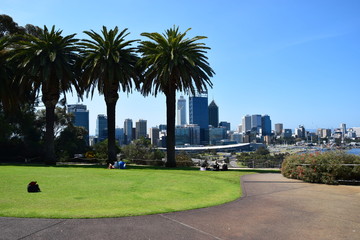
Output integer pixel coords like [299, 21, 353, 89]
[281, 151, 360, 184]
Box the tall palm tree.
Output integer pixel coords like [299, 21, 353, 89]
[10, 26, 80, 164]
[79, 26, 139, 162]
[138, 26, 214, 167]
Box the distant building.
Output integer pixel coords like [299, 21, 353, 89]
[189, 92, 209, 144]
[159, 124, 167, 131]
[177, 96, 187, 126]
[96, 114, 108, 142]
[230, 132, 243, 143]
[124, 119, 133, 144]
[175, 126, 190, 146]
[282, 129, 292, 138]
[242, 115, 251, 133]
[251, 114, 262, 133]
[115, 128, 125, 145]
[149, 127, 160, 146]
[209, 127, 226, 145]
[208, 100, 219, 128]
[295, 125, 306, 139]
[67, 104, 89, 145]
[219, 121, 231, 131]
[135, 119, 147, 139]
[275, 123, 283, 136]
[261, 115, 271, 136]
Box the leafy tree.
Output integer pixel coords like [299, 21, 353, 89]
[55, 124, 89, 161]
[79, 26, 139, 163]
[93, 139, 120, 161]
[10, 26, 80, 164]
[138, 26, 214, 167]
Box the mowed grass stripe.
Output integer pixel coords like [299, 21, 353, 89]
[0, 165, 257, 218]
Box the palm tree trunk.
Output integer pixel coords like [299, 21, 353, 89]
[44, 102, 56, 165]
[106, 100, 117, 163]
[165, 89, 176, 167]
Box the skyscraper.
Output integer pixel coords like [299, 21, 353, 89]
[96, 114, 108, 142]
[135, 119, 147, 139]
[275, 123, 283, 136]
[177, 96, 187, 126]
[242, 115, 251, 133]
[261, 115, 272, 136]
[251, 114, 262, 133]
[189, 91, 209, 144]
[124, 119, 133, 144]
[149, 127, 160, 146]
[208, 100, 219, 128]
[67, 104, 89, 145]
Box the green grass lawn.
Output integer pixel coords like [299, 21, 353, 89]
[0, 165, 275, 219]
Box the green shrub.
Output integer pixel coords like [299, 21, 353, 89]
[175, 152, 194, 167]
[281, 151, 360, 184]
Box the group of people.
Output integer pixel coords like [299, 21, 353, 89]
[108, 160, 126, 169]
[200, 160, 228, 171]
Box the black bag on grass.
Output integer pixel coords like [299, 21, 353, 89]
[27, 181, 41, 192]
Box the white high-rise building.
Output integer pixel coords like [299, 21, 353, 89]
[177, 96, 187, 125]
[242, 115, 251, 133]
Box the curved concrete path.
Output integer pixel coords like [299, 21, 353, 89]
[1, 173, 359, 240]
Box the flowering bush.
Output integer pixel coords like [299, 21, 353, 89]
[281, 151, 360, 184]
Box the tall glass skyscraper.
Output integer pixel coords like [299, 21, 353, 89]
[135, 119, 147, 139]
[189, 92, 209, 144]
[208, 100, 219, 128]
[67, 104, 89, 145]
[261, 115, 272, 136]
[124, 119, 133, 144]
[177, 96, 187, 126]
[96, 114, 108, 142]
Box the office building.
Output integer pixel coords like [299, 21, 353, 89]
[189, 91, 209, 144]
[219, 121, 231, 131]
[242, 115, 251, 133]
[67, 104, 89, 145]
[124, 119, 133, 144]
[177, 96, 187, 126]
[261, 115, 272, 136]
[135, 119, 147, 139]
[251, 114, 262, 133]
[209, 127, 226, 145]
[208, 100, 219, 128]
[275, 123, 283, 136]
[96, 114, 108, 142]
[282, 129, 292, 138]
[115, 128, 125, 145]
[149, 127, 160, 146]
[175, 126, 190, 146]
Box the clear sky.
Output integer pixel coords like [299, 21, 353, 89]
[2, 0, 360, 135]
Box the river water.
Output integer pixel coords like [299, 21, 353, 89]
[347, 148, 360, 155]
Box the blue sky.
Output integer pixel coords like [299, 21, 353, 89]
[2, 0, 360, 134]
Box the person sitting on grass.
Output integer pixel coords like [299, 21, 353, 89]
[119, 160, 126, 169]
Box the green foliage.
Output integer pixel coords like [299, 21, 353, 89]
[121, 138, 164, 165]
[55, 124, 90, 161]
[93, 139, 120, 162]
[175, 152, 194, 167]
[281, 151, 360, 184]
[237, 148, 287, 168]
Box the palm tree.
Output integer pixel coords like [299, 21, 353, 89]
[138, 26, 214, 167]
[79, 26, 139, 163]
[10, 26, 80, 164]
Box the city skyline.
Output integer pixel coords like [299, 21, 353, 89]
[3, 0, 359, 134]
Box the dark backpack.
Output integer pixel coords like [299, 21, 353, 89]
[27, 181, 41, 192]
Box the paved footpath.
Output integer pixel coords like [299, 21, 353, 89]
[1, 173, 359, 240]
